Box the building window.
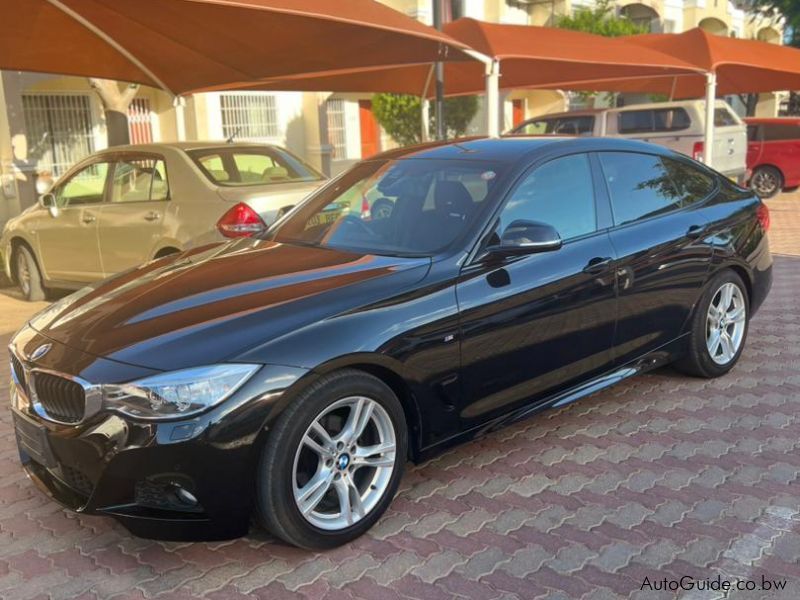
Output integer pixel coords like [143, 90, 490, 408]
[219, 93, 279, 141]
[22, 93, 95, 177]
[327, 99, 347, 159]
[127, 98, 153, 145]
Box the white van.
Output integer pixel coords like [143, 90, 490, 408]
[510, 100, 747, 182]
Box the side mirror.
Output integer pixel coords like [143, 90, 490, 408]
[491, 220, 562, 256]
[39, 193, 59, 218]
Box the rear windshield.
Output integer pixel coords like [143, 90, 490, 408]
[187, 146, 324, 187]
[514, 116, 595, 135]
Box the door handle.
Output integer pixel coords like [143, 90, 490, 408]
[582, 256, 612, 274]
[686, 224, 707, 239]
[82, 214, 96, 224]
[144, 211, 160, 221]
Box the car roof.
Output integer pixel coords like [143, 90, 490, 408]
[92, 141, 281, 154]
[369, 136, 679, 165]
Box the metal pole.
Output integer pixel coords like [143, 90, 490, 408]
[174, 95, 187, 141]
[704, 71, 716, 168]
[421, 65, 434, 142]
[432, 0, 445, 140]
[486, 60, 500, 138]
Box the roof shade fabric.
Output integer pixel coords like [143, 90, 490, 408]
[210, 18, 703, 95]
[0, 0, 472, 96]
[554, 28, 800, 98]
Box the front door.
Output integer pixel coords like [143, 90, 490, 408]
[97, 156, 170, 275]
[595, 151, 715, 365]
[358, 100, 380, 159]
[457, 153, 617, 428]
[35, 161, 109, 283]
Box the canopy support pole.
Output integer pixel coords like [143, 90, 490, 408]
[174, 96, 187, 141]
[703, 71, 716, 168]
[486, 60, 500, 138]
[421, 65, 435, 142]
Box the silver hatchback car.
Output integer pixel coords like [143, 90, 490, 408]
[1, 142, 325, 300]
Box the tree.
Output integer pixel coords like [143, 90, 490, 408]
[555, 0, 646, 38]
[371, 94, 479, 146]
[554, 0, 647, 106]
[88, 78, 139, 146]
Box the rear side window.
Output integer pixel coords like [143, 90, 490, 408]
[499, 153, 596, 241]
[599, 152, 711, 226]
[618, 110, 653, 134]
[111, 158, 169, 203]
[747, 125, 762, 141]
[653, 108, 690, 132]
[762, 123, 800, 141]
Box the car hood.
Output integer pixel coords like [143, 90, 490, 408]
[28, 239, 430, 372]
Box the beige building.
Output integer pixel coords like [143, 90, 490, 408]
[0, 0, 786, 228]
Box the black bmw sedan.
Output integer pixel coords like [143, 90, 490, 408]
[9, 137, 771, 548]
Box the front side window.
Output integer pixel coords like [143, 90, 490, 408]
[498, 154, 596, 242]
[54, 162, 110, 207]
[188, 147, 323, 187]
[111, 158, 169, 203]
[618, 110, 653, 134]
[599, 152, 685, 225]
[268, 159, 505, 256]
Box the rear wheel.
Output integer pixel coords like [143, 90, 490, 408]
[13, 245, 45, 302]
[255, 370, 407, 549]
[676, 270, 749, 378]
[750, 166, 783, 199]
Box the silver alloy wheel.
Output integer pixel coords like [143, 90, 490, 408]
[706, 282, 746, 365]
[751, 169, 779, 197]
[292, 396, 397, 531]
[16, 251, 31, 297]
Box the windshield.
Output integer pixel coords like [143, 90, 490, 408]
[267, 159, 505, 256]
[187, 146, 324, 187]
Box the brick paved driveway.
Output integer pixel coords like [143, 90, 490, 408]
[0, 194, 798, 600]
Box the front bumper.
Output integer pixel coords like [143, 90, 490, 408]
[9, 330, 308, 541]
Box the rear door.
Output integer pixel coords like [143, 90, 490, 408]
[97, 154, 170, 275]
[597, 151, 716, 364]
[762, 122, 800, 184]
[35, 161, 109, 282]
[746, 123, 764, 170]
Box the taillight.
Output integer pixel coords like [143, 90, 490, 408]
[692, 141, 704, 162]
[216, 203, 266, 238]
[360, 195, 371, 220]
[756, 202, 770, 232]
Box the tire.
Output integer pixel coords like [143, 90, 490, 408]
[255, 369, 407, 549]
[750, 166, 783, 199]
[13, 245, 46, 302]
[675, 270, 749, 378]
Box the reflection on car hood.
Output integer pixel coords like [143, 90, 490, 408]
[28, 239, 430, 372]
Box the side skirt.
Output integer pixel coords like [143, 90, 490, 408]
[415, 335, 688, 463]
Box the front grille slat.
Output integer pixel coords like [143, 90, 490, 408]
[10, 353, 29, 397]
[31, 372, 85, 423]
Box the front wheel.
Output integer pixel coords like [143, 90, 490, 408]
[13, 245, 46, 302]
[676, 270, 749, 378]
[255, 370, 407, 549]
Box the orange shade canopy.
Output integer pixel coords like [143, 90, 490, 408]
[0, 0, 472, 96]
[212, 18, 703, 95]
[556, 28, 800, 98]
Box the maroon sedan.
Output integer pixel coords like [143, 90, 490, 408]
[746, 117, 800, 198]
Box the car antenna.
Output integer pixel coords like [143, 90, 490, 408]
[226, 127, 241, 144]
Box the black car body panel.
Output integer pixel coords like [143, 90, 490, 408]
[9, 137, 772, 540]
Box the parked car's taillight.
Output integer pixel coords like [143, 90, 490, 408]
[692, 142, 704, 162]
[756, 202, 771, 232]
[217, 203, 267, 238]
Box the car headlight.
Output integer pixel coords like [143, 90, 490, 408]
[101, 364, 259, 419]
